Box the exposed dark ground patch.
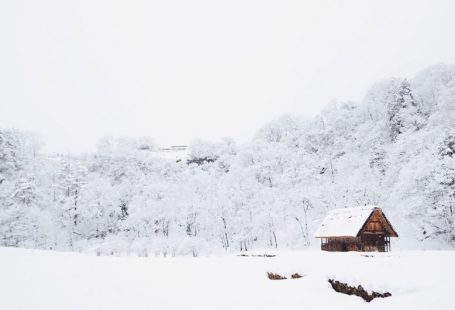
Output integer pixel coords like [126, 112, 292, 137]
[267, 272, 287, 280]
[267, 272, 304, 280]
[328, 279, 391, 302]
[291, 273, 303, 279]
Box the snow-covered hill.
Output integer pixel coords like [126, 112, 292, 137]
[0, 64, 454, 254]
[0, 247, 452, 310]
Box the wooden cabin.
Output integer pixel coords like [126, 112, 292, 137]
[314, 206, 398, 252]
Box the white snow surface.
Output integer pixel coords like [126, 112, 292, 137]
[314, 206, 377, 238]
[0, 247, 452, 310]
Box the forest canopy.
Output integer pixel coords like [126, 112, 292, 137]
[1, 64, 454, 255]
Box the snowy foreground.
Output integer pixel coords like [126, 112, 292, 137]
[0, 248, 453, 310]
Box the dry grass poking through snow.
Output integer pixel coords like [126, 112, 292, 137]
[267, 272, 304, 280]
[291, 273, 303, 279]
[267, 272, 287, 280]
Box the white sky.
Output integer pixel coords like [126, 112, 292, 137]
[1, 0, 455, 153]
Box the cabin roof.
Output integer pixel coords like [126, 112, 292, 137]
[314, 205, 385, 238]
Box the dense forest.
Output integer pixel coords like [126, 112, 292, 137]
[1, 64, 454, 255]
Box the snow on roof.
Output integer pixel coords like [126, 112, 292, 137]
[314, 206, 377, 238]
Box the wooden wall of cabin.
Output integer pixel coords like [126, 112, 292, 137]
[321, 237, 362, 252]
[320, 235, 391, 252]
[360, 234, 390, 252]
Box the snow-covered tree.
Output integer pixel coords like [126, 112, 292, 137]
[1, 63, 455, 254]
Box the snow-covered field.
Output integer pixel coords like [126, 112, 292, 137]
[0, 248, 453, 310]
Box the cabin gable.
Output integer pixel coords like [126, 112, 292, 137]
[358, 208, 399, 237]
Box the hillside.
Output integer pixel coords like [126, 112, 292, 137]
[0, 64, 454, 255]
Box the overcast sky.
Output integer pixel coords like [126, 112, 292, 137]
[1, 0, 455, 153]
